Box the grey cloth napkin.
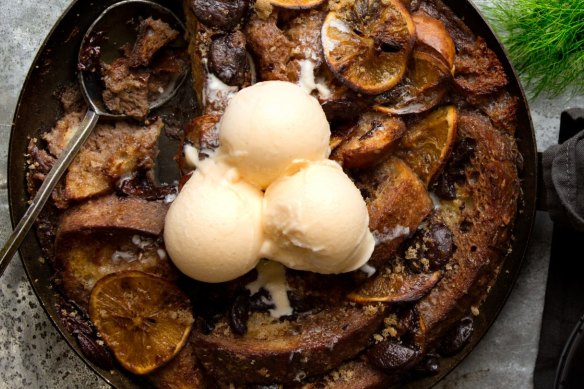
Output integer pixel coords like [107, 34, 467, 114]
[542, 109, 584, 231]
[534, 108, 584, 389]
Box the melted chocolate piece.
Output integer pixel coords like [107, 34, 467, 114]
[249, 289, 275, 312]
[229, 293, 250, 336]
[191, 0, 248, 31]
[209, 31, 249, 86]
[116, 170, 176, 201]
[404, 222, 454, 271]
[438, 316, 474, 356]
[368, 340, 420, 372]
[433, 137, 477, 199]
[321, 99, 366, 124]
[424, 223, 455, 269]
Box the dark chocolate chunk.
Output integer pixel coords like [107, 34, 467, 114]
[368, 340, 420, 372]
[191, 0, 248, 31]
[209, 31, 249, 86]
[439, 316, 474, 356]
[229, 293, 250, 336]
[424, 223, 454, 269]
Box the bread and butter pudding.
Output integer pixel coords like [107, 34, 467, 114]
[25, 0, 522, 387]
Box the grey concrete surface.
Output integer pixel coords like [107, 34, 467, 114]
[0, 3, 107, 388]
[0, 0, 582, 388]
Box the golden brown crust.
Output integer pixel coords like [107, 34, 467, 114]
[465, 90, 519, 135]
[246, 14, 295, 81]
[453, 37, 508, 95]
[193, 305, 385, 384]
[55, 195, 176, 307]
[57, 194, 168, 237]
[57, 230, 177, 308]
[416, 111, 520, 342]
[359, 157, 433, 268]
[63, 119, 162, 201]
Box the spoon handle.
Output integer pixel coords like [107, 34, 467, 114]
[0, 109, 99, 277]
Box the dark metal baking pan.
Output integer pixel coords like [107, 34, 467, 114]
[7, 0, 537, 387]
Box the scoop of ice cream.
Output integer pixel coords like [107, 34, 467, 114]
[219, 81, 331, 189]
[262, 160, 374, 274]
[165, 82, 374, 282]
[164, 159, 263, 283]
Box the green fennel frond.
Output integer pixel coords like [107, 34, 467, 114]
[484, 0, 584, 97]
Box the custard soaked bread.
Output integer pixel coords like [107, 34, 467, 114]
[55, 195, 177, 307]
[26, 0, 521, 387]
[176, 0, 520, 386]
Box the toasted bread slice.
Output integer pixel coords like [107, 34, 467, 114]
[453, 37, 508, 95]
[56, 195, 176, 307]
[416, 111, 520, 343]
[193, 304, 385, 384]
[57, 195, 168, 236]
[63, 119, 162, 201]
[358, 157, 433, 268]
[465, 90, 519, 135]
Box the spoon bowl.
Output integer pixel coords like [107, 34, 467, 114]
[79, 0, 187, 117]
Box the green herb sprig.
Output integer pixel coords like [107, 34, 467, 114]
[484, 0, 584, 97]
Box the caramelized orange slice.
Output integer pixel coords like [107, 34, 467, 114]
[348, 271, 441, 303]
[395, 105, 458, 186]
[331, 111, 406, 168]
[374, 46, 451, 115]
[412, 12, 455, 69]
[89, 271, 194, 375]
[270, 0, 325, 9]
[322, 0, 415, 94]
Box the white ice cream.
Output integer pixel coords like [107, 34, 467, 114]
[164, 159, 263, 283]
[219, 81, 331, 189]
[165, 81, 374, 283]
[262, 160, 374, 274]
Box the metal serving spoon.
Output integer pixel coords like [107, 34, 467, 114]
[0, 0, 187, 277]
